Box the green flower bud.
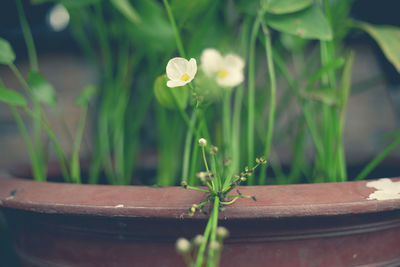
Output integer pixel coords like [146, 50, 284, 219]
[176, 237, 191, 254]
[198, 138, 207, 146]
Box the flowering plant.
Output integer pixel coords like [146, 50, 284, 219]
[152, 0, 400, 265]
[1, 0, 400, 266]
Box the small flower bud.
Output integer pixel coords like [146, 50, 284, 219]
[198, 138, 207, 146]
[181, 181, 188, 189]
[190, 206, 196, 214]
[210, 146, 218, 154]
[176, 238, 191, 254]
[216, 226, 229, 239]
[196, 172, 207, 183]
[193, 234, 204, 246]
[188, 208, 195, 216]
[207, 172, 215, 180]
[240, 177, 247, 182]
[209, 240, 221, 251]
[223, 158, 232, 166]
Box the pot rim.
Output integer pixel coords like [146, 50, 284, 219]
[1, 175, 399, 219]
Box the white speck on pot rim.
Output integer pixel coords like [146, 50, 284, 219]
[366, 178, 400, 200]
[114, 204, 124, 208]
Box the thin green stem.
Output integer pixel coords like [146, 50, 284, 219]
[259, 22, 276, 185]
[162, 0, 186, 58]
[272, 49, 325, 169]
[16, 0, 38, 71]
[356, 133, 400, 180]
[186, 186, 210, 193]
[202, 146, 211, 176]
[232, 85, 243, 175]
[247, 15, 261, 184]
[24, 107, 70, 182]
[182, 110, 198, 182]
[195, 209, 214, 267]
[9, 63, 46, 178]
[336, 53, 355, 181]
[69, 9, 96, 62]
[188, 132, 200, 185]
[222, 90, 232, 157]
[207, 196, 220, 267]
[9, 106, 43, 181]
[71, 106, 88, 184]
[94, 3, 112, 80]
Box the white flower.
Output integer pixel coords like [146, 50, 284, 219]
[201, 48, 245, 87]
[166, 57, 197, 88]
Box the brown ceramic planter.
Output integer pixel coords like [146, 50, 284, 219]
[1, 175, 400, 267]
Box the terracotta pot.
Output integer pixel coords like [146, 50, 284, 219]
[1, 175, 400, 267]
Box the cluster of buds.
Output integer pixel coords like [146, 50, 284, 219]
[230, 156, 267, 186]
[189, 204, 200, 216]
[233, 173, 246, 184]
[244, 166, 254, 177]
[256, 157, 267, 165]
[175, 229, 229, 266]
[196, 171, 215, 185]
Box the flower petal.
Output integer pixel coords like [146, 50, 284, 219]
[223, 54, 245, 71]
[166, 57, 189, 80]
[186, 58, 197, 82]
[167, 79, 187, 88]
[201, 48, 223, 76]
[216, 69, 244, 87]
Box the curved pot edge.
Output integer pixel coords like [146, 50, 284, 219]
[1, 175, 400, 219]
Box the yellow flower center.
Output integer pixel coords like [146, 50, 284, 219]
[217, 69, 228, 79]
[180, 73, 190, 81]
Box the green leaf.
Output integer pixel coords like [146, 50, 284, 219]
[280, 32, 308, 53]
[0, 87, 27, 107]
[111, 0, 141, 24]
[76, 85, 97, 106]
[236, 0, 259, 15]
[171, 0, 213, 29]
[154, 74, 188, 110]
[0, 38, 16, 65]
[266, 5, 332, 40]
[356, 21, 400, 73]
[123, 0, 175, 53]
[303, 88, 338, 106]
[264, 0, 313, 14]
[27, 71, 57, 106]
